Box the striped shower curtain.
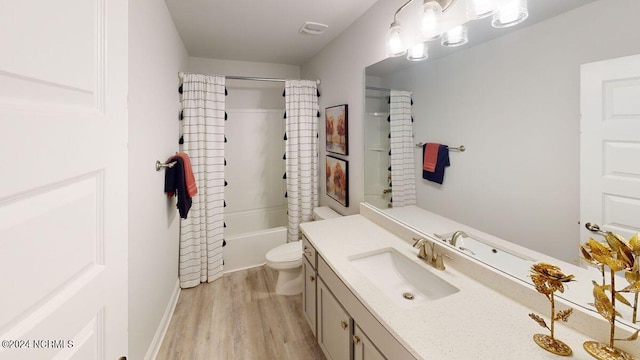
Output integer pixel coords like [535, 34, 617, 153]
[284, 80, 319, 242]
[178, 73, 226, 288]
[389, 90, 417, 207]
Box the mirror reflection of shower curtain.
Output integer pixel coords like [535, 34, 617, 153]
[178, 73, 226, 289]
[284, 80, 319, 242]
[389, 90, 417, 207]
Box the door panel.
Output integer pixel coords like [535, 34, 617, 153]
[0, 175, 102, 328]
[0, 0, 128, 359]
[580, 54, 640, 242]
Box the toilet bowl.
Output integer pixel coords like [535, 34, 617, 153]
[266, 206, 341, 295]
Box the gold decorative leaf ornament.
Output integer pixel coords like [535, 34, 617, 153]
[528, 262, 574, 356]
[581, 226, 639, 360]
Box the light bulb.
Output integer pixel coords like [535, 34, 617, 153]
[441, 25, 468, 47]
[420, 1, 442, 41]
[407, 42, 428, 61]
[386, 21, 406, 57]
[466, 0, 496, 19]
[492, 0, 528, 28]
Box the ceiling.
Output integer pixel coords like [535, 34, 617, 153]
[164, 0, 380, 66]
[165, 0, 598, 68]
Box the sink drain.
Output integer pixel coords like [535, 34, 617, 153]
[402, 292, 415, 300]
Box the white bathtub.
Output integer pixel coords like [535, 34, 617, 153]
[223, 226, 287, 273]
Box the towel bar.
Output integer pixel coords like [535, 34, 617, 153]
[415, 143, 466, 152]
[156, 160, 177, 171]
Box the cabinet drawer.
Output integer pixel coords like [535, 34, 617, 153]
[302, 235, 316, 268]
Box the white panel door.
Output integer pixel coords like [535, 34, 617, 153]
[580, 54, 640, 245]
[0, 0, 128, 359]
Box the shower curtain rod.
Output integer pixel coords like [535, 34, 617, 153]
[227, 75, 321, 85]
[178, 72, 320, 85]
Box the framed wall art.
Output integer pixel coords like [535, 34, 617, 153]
[325, 104, 348, 155]
[326, 155, 349, 207]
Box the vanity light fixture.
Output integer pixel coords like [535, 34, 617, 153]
[420, 1, 443, 41]
[386, 0, 453, 57]
[466, 0, 497, 19]
[491, 0, 529, 28]
[441, 25, 468, 47]
[386, 0, 528, 60]
[407, 42, 428, 61]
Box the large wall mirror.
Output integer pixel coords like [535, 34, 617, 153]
[364, 0, 640, 329]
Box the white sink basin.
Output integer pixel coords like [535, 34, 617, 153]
[349, 247, 459, 308]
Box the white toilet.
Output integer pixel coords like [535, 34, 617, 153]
[265, 206, 341, 295]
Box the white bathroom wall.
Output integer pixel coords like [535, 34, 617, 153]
[382, 0, 640, 263]
[128, 0, 188, 358]
[224, 109, 287, 236]
[302, 0, 406, 215]
[303, 0, 640, 262]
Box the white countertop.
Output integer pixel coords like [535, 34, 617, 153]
[377, 205, 640, 338]
[300, 214, 602, 360]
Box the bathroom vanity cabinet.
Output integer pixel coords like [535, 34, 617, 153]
[299, 206, 635, 359]
[302, 236, 317, 336]
[302, 235, 414, 360]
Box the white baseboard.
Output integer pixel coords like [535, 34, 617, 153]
[145, 279, 181, 360]
[223, 262, 266, 274]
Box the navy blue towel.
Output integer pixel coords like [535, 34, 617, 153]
[422, 144, 450, 184]
[164, 156, 192, 219]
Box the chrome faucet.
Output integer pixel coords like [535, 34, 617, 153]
[450, 230, 469, 246]
[412, 237, 447, 270]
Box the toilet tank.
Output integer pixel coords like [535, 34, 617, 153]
[312, 206, 341, 220]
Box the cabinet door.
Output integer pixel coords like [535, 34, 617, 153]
[302, 257, 317, 336]
[354, 324, 387, 360]
[318, 279, 351, 360]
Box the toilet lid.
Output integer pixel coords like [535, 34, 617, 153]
[266, 241, 302, 263]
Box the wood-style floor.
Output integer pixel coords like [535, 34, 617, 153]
[157, 266, 326, 360]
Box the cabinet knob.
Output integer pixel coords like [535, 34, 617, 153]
[340, 320, 348, 330]
[310, 275, 315, 282]
[352, 335, 361, 345]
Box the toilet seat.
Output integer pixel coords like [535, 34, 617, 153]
[265, 241, 302, 270]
